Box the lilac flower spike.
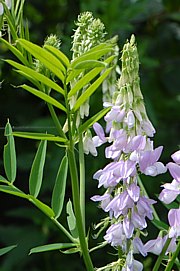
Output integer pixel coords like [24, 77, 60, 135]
[91, 35, 167, 270]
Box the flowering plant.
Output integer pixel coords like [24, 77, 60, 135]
[0, 1, 179, 270]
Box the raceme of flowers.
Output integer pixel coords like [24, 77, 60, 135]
[87, 35, 180, 270]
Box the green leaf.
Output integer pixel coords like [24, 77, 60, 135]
[17, 39, 65, 82]
[0, 175, 8, 183]
[29, 196, 55, 218]
[6, 60, 64, 95]
[0, 245, 17, 256]
[21, 84, 67, 112]
[13, 132, 67, 143]
[73, 67, 113, 112]
[0, 185, 28, 199]
[0, 38, 29, 66]
[29, 243, 75, 255]
[68, 67, 103, 98]
[73, 60, 106, 70]
[151, 218, 169, 231]
[44, 45, 70, 68]
[3, 121, 17, 183]
[66, 199, 78, 238]
[78, 107, 110, 134]
[51, 155, 68, 219]
[29, 140, 47, 198]
[71, 47, 113, 69]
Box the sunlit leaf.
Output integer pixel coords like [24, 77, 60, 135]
[0, 245, 17, 256]
[6, 60, 64, 95]
[29, 140, 47, 198]
[21, 84, 67, 112]
[51, 155, 68, 219]
[73, 67, 113, 112]
[0, 38, 29, 66]
[71, 47, 113, 69]
[44, 45, 70, 68]
[68, 67, 103, 98]
[73, 60, 106, 70]
[13, 132, 67, 143]
[66, 199, 78, 238]
[3, 121, 16, 183]
[29, 243, 75, 255]
[17, 39, 65, 82]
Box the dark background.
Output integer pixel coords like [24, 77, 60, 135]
[0, 0, 180, 270]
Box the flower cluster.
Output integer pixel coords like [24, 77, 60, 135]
[91, 35, 169, 270]
[70, 11, 107, 124]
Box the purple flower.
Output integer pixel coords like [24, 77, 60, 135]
[105, 190, 134, 218]
[104, 106, 126, 123]
[139, 146, 167, 176]
[159, 179, 180, 204]
[136, 196, 156, 220]
[168, 209, 180, 238]
[167, 162, 180, 182]
[133, 237, 147, 256]
[92, 122, 107, 147]
[122, 251, 143, 271]
[93, 162, 122, 188]
[104, 222, 126, 248]
[91, 193, 111, 211]
[123, 216, 134, 238]
[113, 160, 136, 180]
[131, 208, 147, 230]
[171, 150, 180, 164]
[127, 182, 140, 202]
[144, 235, 176, 255]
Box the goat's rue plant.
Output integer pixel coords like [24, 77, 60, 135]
[0, 1, 179, 270]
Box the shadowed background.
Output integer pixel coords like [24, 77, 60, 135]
[0, 0, 179, 270]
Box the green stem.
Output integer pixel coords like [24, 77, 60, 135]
[51, 217, 76, 244]
[152, 238, 172, 271]
[67, 146, 94, 271]
[164, 240, 180, 271]
[137, 175, 160, 221]
[47, 104, 66, 139]
[79, 132, 86, 232]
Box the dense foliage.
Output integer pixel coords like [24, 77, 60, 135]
[0, 0, 179, 270]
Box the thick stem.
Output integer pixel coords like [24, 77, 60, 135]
[67, 146, 94, 271]
[79, 132, 86, 232]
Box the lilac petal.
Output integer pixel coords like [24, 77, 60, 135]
[127, 183, 140, 202]
[93, 122, 106, 141]
[123, 216, 134, 238]
[171, 150, 180, 164]
[151, 146, 163, 164]
[159, 178, 180, 204]
[168, 208, 180, 227]
[126, 110, 135, 128]
[167, 162, 180, 182]
[133, 237, 147, 256]
[144, 237, 165, 255]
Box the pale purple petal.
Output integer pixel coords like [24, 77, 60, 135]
[167, 162, 180, 182]
[133, 237, 147, 256]
[171, 150, 180, 164]
[93, 122, 106, 141]
[123, 216, 134, 238]
[144, 236, 165, 255]
[127, 183, 140, 202]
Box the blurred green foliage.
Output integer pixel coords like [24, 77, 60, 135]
[0, 0, 179, 270]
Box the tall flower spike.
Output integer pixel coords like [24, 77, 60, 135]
[92, 35, 166, 270]
[70, 12, 107, 125]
